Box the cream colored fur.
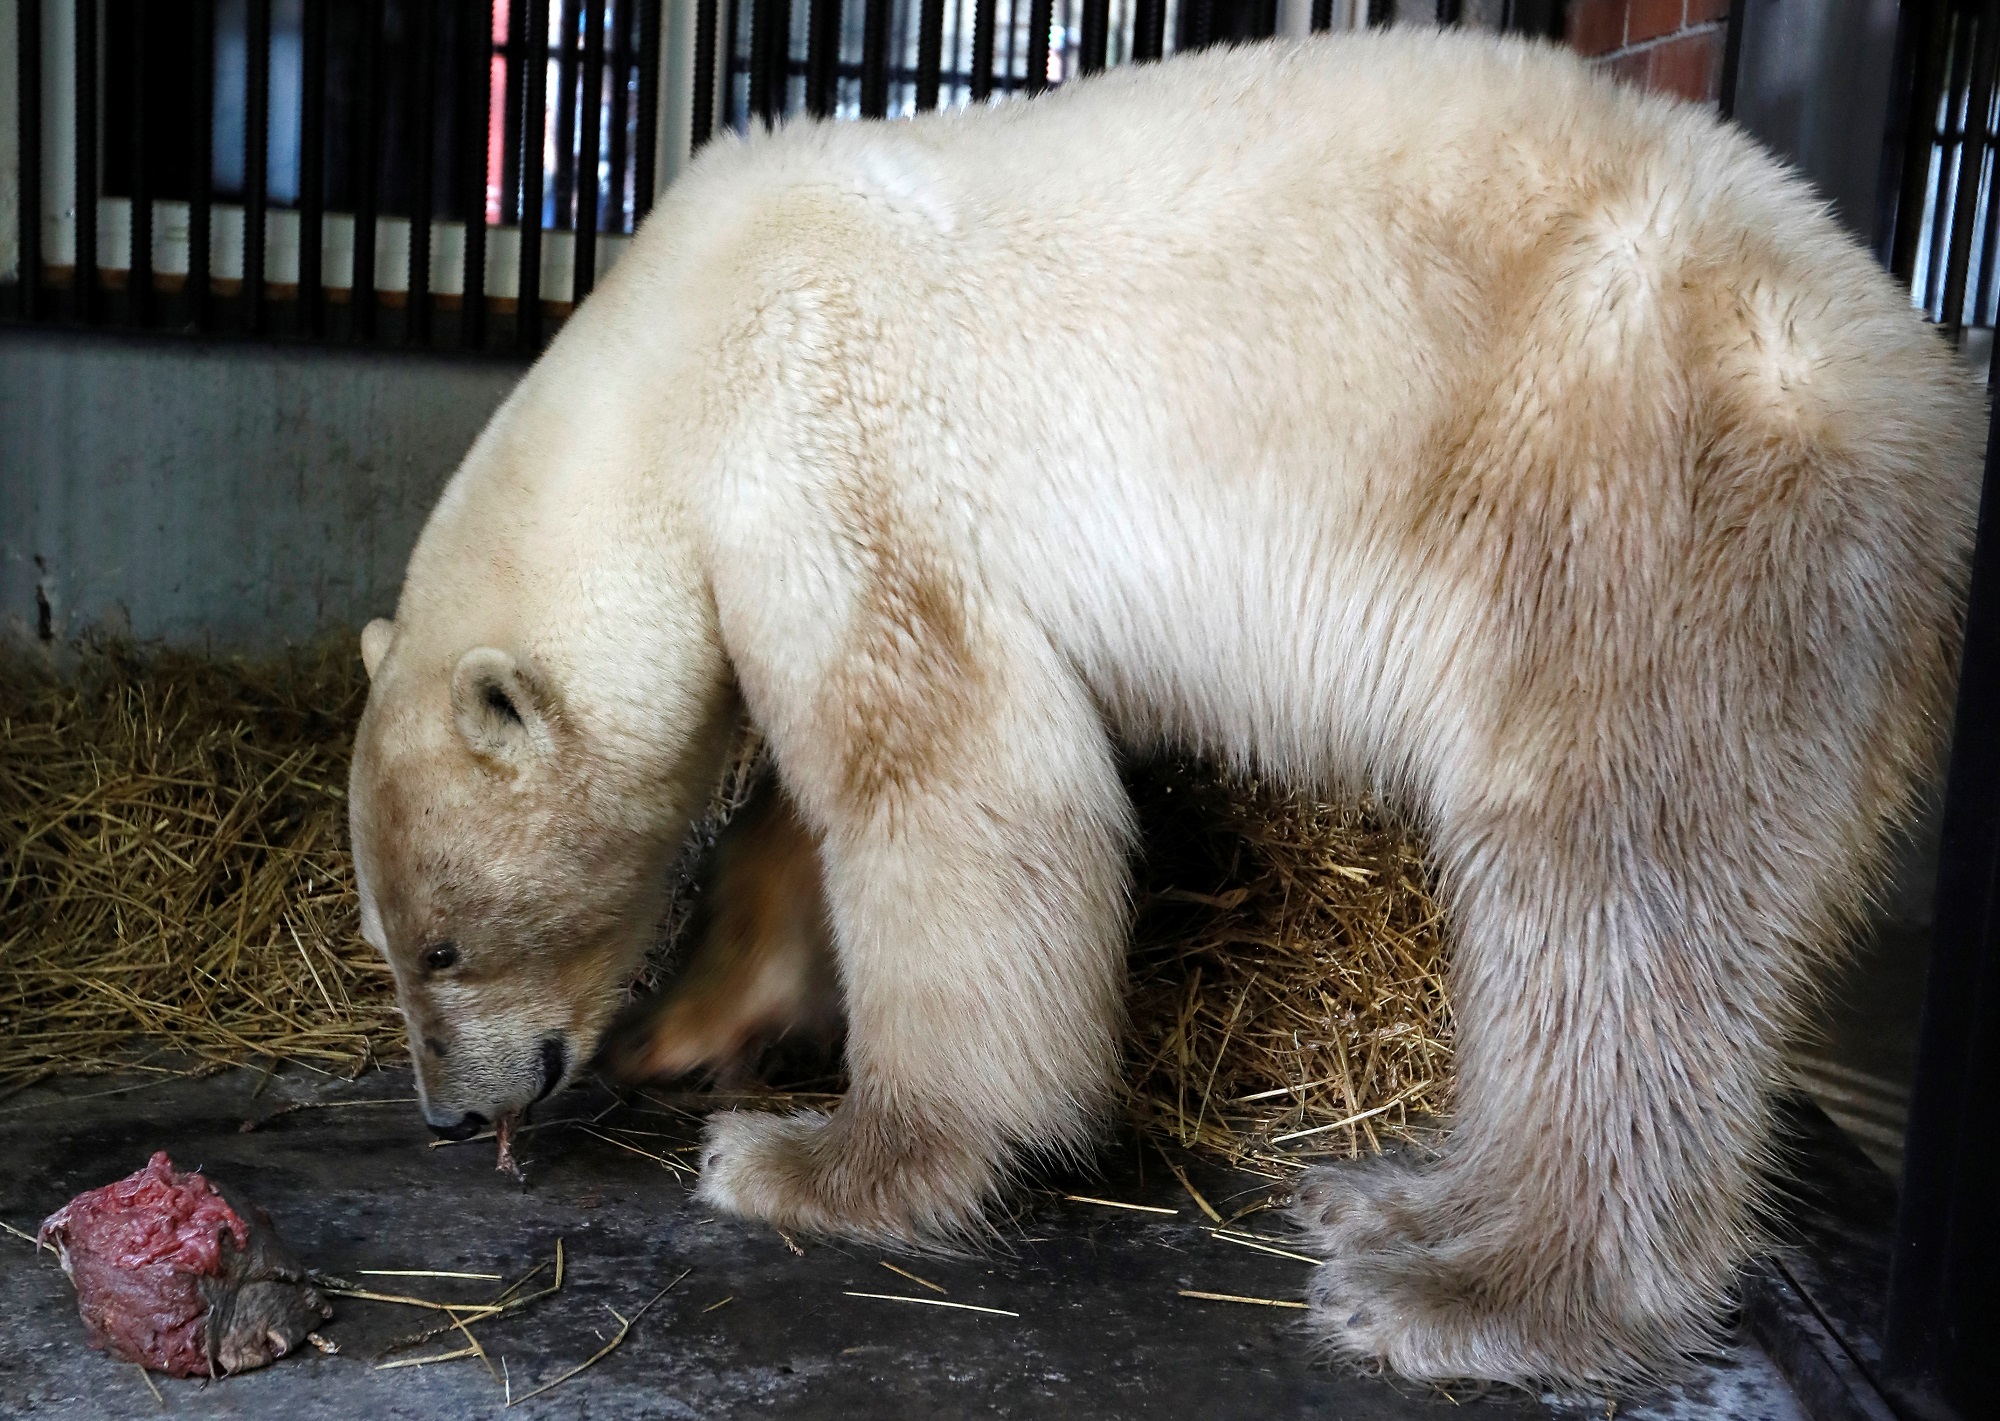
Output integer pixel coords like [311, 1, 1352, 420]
[348, 31, 1980, 1388]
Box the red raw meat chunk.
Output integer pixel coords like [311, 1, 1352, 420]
[38, 1152, 331, 1377]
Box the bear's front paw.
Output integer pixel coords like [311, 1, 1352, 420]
[696, 1106, 997, 1247]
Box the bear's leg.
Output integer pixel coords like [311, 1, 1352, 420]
[696, 640, 1132, 1245]
[1290, 782, 1830, 1387]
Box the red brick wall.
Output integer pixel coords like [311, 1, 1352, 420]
[1566, 0, 1730, 104]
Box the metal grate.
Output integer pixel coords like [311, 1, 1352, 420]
[3, 0, 1507, 354]
[715, 0, 1308, 129]
[5, 0, 664, 352]
[1890, 0, 2000, 338]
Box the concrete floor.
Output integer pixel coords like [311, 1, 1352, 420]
[1, 1067, 1807, 1420]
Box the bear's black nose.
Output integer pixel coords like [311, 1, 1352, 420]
[426, 1110, 488, 1141]
[534, 1037, 568, 1103]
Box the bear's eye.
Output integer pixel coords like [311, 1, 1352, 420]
[422, 941, 460, 973]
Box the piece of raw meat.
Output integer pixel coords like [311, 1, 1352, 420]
[38, 1152, 331, 1377]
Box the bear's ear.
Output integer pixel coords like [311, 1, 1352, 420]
[360, 618, 396, 681]
[451, 647, 555, 768]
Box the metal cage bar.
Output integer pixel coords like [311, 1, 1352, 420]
[915, 0, 944, 108]
[1025, 0, 1052, 93]
[1940, 11, 2000, 332]
[352, 0, 383, 338]
[692, 0, 720, 143]
[189, 0, 214, 328]
[1079, 0, 1108, 74]
[970, 0, 996, 96]
[519, 0, 550, 348]
[637, 0, 665, 204]
[861, 0, 890, 114]
[244, 0, 269, 333]
[409, 0, 440, 343]
[1134, 0, 1166, 61]
[74, 0, 98, 323]
[553, 0, 581, 227]
[574, 0, 605, 299]
[607, 0, 634, 227]
[1891, 0, 1956, 282]
[129, 7, 150, 326]
[502, 0, 527, 222]
[463, 0, 494, 347]
[299, 0, 328, 336]
[808, 0, 844, 116]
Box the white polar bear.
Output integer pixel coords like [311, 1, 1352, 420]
[348, 31, 1980, 1387]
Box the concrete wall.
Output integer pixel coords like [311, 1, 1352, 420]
[1, 330, 521, 652]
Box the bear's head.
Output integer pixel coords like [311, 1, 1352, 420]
[348, 609, 733, 1140]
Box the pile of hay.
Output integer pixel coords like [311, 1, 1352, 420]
[0, 643, 1454, 1167]
[0, 645, 396, 1088]
[1123, 764, 1452, 1173]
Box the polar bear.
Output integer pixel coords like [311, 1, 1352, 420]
[347, 30, 1979, 1387]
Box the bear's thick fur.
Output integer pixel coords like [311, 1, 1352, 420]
[348, 31, 1980, 1387]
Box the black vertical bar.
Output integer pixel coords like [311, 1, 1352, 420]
[16, 0, 41, 319]
[1716, 0, 1745, 121]
[1976, 142, 2000, 330]
[299, 0, 326, 335]
[915, 0, 944, 108]
[606, 0, 632, 226]
[1132, 0, 1163, 60]
[1192, 0, 1216, 48]
[1925, 14, 1976, 316]
[353, 0, 382, 338]
[1887, 0, 1950, 277]
[1882, 394, 2000, 1420]
[244, 0, 268, 333]
[409, 0, 438, 343]
[723, 0, 740, 131]
[1025, 0, 1051, 92]
[808, 0, 843, 115]
[463, 0, 492, 347]
[749, 0, 786, 122]
[1942, 14, 1999, 335]
[1310, 0, 1332, 30]
[692, 0, 718, 143]
[502, 0, 526, 222]
[1367, 0, 1393, 26]
[128, 7, 149, 326]
[860, 0, 889, 113]
[1434, 0, 1460, 23]
[519, 0, 548, 349]
[573, 0, 602, 300]
[636, 0, 663, 210]
[189, 0, 212, 328]
[553, 0, 579, 226]
[969, 0, 995, 95]
[74, 0, 98, 323]
[1078, 0, 1106, 73]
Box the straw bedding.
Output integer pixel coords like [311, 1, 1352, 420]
[0, 642, 1453, 1165]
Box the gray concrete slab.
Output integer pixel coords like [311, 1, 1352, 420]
[2, 1067, 1805, 1420]
[0, 329, 518, 653]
